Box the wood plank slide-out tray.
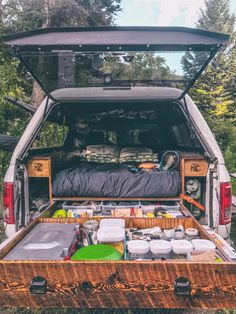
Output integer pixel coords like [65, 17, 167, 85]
[0, 217, 236, 309]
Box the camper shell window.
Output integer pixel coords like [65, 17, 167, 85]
[30, 101, 202, 153]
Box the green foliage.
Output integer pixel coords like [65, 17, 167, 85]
[75, 52, 178, 86]
[0, 24, 30, 137]
[182, 0, 236, 174]
[2, 0, 121, 32]
[34, 122, 68, 149]
[183, 0, 236, 121]
[232, 178, 236, 196]
[196, 0, 235, 33]
[208, 119, 236, 172]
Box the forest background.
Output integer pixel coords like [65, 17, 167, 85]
[0, 0, 236, 193]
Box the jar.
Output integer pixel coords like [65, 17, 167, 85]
[163, 229, 175, 240]
[83, 220, 99, 246]
[174, 225, 185, 239]
[185, 228, 199, 241]
[132, 231, 143, 240]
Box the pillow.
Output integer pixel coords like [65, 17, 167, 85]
[85, 145, 119, 163]
[119, 147, 158, 163]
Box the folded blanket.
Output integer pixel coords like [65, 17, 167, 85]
[119, 147, 158, 163]
[85, 145, 119, 163]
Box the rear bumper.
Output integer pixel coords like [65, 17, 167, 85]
[218, 223, 231, 239]
[4, 223, 16, 238]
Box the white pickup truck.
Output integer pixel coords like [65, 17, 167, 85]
[0, 26, 235, 309]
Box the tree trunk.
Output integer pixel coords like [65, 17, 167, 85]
[31, 0, 55, 107]
[31, 81, 45, 108]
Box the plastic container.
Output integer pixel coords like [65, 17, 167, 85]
[102, 201, 140, 211]
[171, 240, 193, 254]
[163, 229, 175, 240]
[174, 225, 185, 239]
[127, 240, 150, 260]
[97, 227, 125, 243]
[185, 228, 199, 240]
[192, 239, 216, 252]
[100, 219, 125, 229]
[62, 201, 101, 211]
[67, 209, 93, 218]
[140, 203, 180, 211]
[150, 240, 172, 259]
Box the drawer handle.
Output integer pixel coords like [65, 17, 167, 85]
[29, 276, 47, 294]
[81, 280, 93, 293]
[174, 277, 191, 296]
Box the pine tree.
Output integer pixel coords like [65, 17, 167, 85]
[182, 0, 236, 172]
[196, 0, 235, 34]
[182, 0, 236, 122]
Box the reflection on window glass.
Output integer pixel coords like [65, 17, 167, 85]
[32, 122, 68, 149]
[21, 50, 210, 92]
[172, 123, 192, 147]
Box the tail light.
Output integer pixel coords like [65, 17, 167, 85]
[3, 182, 15, 224]
[219, 182, 232, 225]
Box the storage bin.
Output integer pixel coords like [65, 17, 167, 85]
[97, 227, 125, 243]
[62, 201, 101, 211]
[62, 201, 102, 217]
[102, 201, 140, 211]
[1, 216, 236, 309]
[171, 239, 193, 255]
[127, 240, 150, 260]
[100, 218, 125, 229]
[192, 239, 216, 252]
[150, 240, 172, 259]
[141, 202, 181, 217]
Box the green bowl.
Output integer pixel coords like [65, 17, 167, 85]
[71, 244, 122, 261]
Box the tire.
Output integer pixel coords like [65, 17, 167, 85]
[0, 134, 19, 152]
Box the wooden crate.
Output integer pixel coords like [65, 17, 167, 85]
[0, 217, 236, 309]
[27, 158, 51, 177]
[183, 159, 209, 177]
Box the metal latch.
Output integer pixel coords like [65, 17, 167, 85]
[174, 277, 191, 296]
[29, 276, 47, 294]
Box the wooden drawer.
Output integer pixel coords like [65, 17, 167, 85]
[0, 216, 236, 309]
[27, 159, 50, 177]
[184, 159, 209, 177]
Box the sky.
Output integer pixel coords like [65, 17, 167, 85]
[115, 0, 236, 76]
[116, 0, 236, 27]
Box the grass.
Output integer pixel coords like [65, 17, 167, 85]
[232, 178, 236, 196]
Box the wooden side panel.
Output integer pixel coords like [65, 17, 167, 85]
[27, 159, 50, 177]
[184, 159, 209, 177]
[39, 217, 194, 229]
[0, 261, 236, 308]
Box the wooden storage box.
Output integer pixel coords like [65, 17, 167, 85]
[27, 158, 51, 177]
[0, 216, 236, 309]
